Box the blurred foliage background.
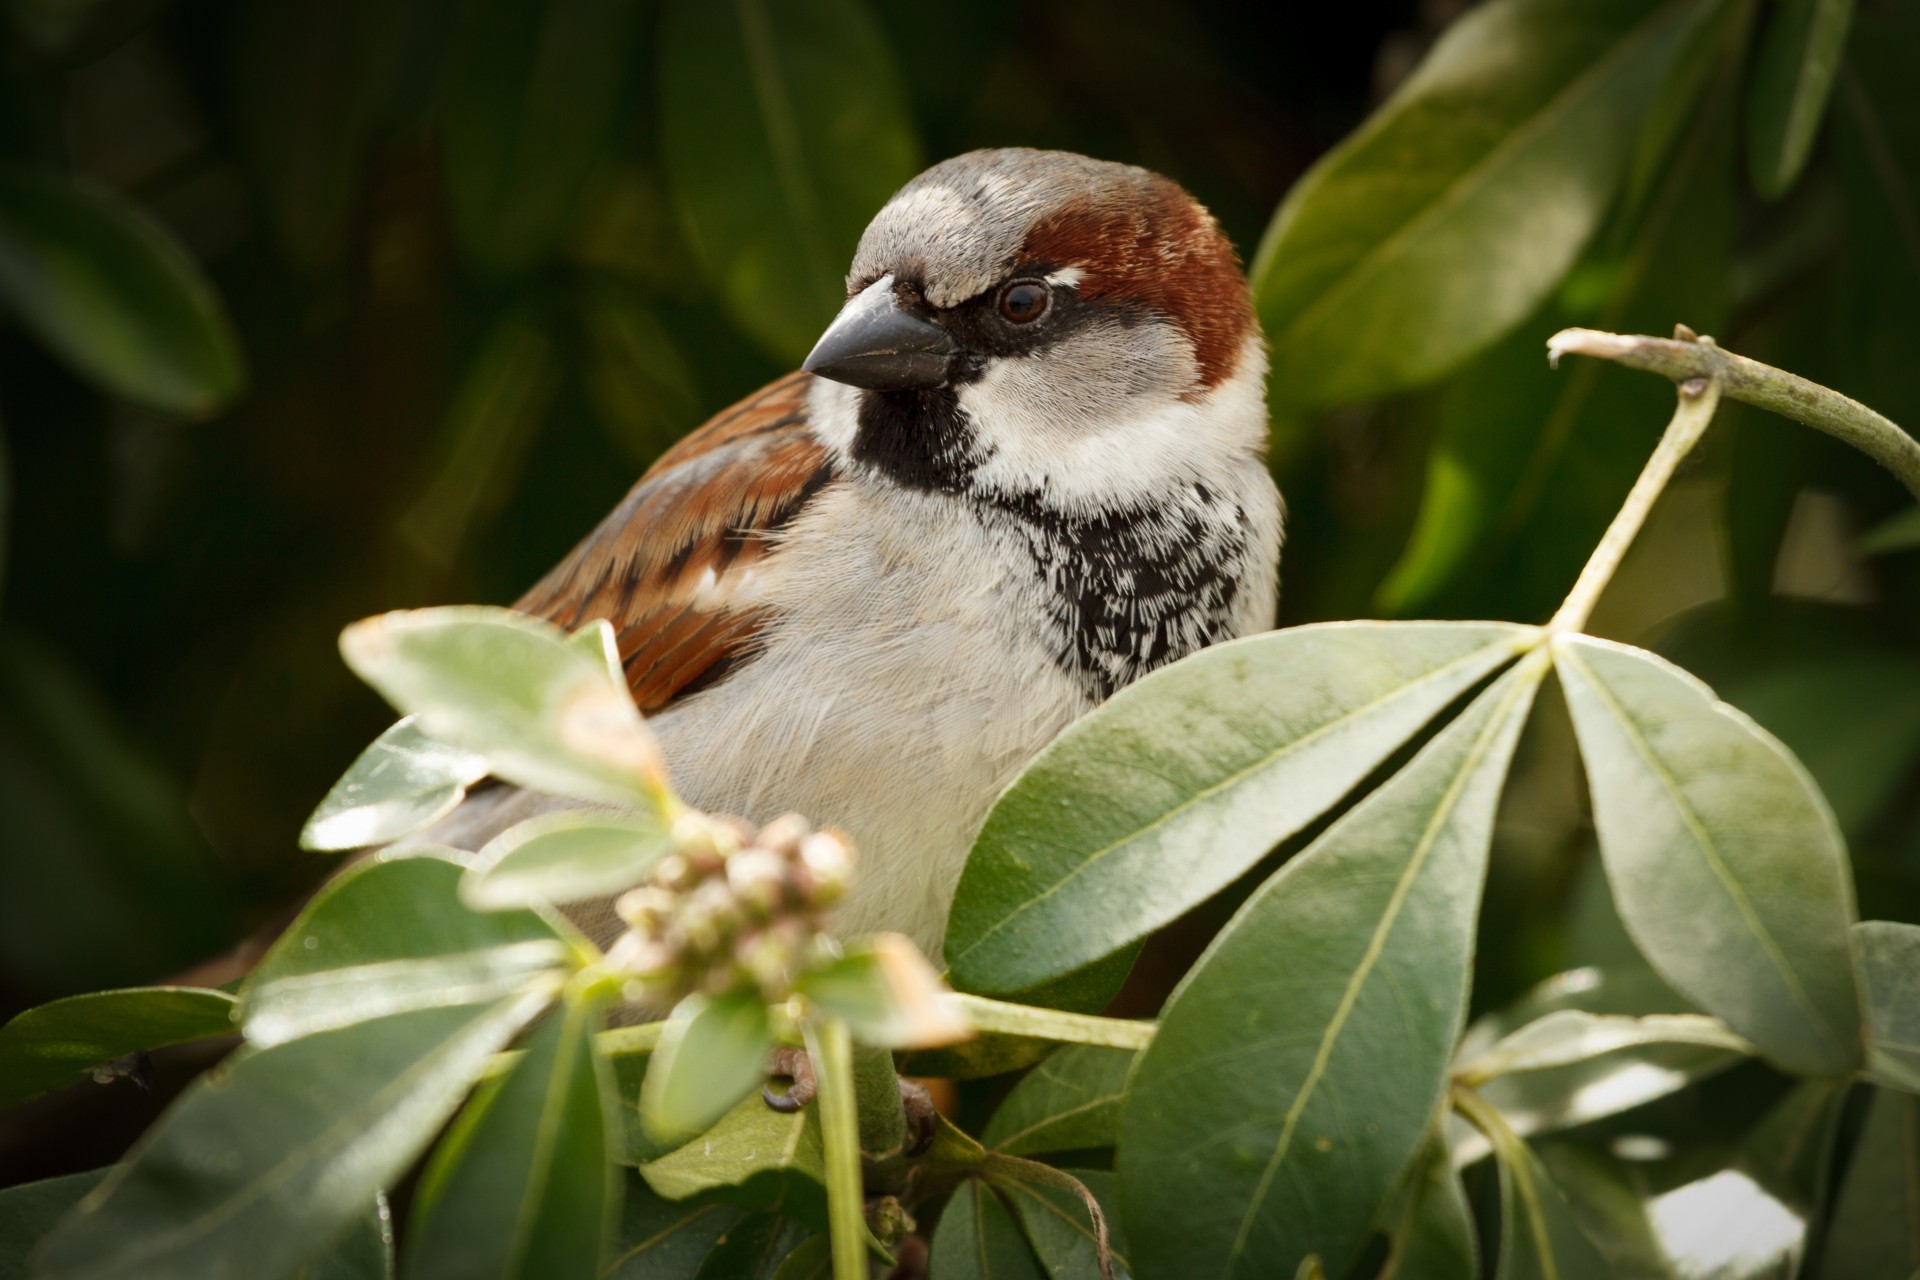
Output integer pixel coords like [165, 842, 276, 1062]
[0, 0, 1917, 1190]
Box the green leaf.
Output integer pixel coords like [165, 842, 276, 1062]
[691, 1214, 807, 1280]
[930, 1181, 1046, 1280]
[639, 1093, 830, 1235]
[659, 0, 921, 362]
[1000, 1169, 1130, 1280]
[34, 990, 553, 1280]
[407, 998, 616, 1279]
[1487, 1129, 1612, 1280]
[1745, 0, 1855, 199]
[300, 717, 490, 852]
[1531, 1144, 1675, 1280]
[982, 1047, 1136, 1157]
[947, 621, 1538, 995]
[0, 1168, 107, 1279]
[768, 1234, 831, 1280]
[1118, 655, 1545, 1279]
[1857, 920, 1920, 1092]
[340, 606, 667, 809]
[1378, 1131, 1477, 1280]
[641, 991, 774, 1145]
[1249, 0, 1697, 409]
[462, 810, 672, 910]
[242, 851, 568, 1044]
[1552, 634, 1864, 1077]
[0, 986, 235, 1108]
[1823, 1088, 1920, 1278]
[795, 935, 969, 1051]
[1455, 1010, 1754, 1085]
[606, 1173, 745, 1279]
[1859, 506, 1920, 556]
[442, 0, 643, 274]
[304, 1192, 395, 1280]
[0, 171, 243, 415]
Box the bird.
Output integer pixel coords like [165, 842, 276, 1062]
[426, 147, 1283, 965]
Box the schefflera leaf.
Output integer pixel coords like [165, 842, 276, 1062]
[982, 1045, 1137, 1157]
[300, 716, 489, 852]
[947, 621, 1539, 996]
[406, 998, 617, 1280]
[1854, 920, 1920, 1092]
[0, 986, 235, 1107]
[462, 810, 672, 911]
[1552, 634, 1864, 1077]
[1249, 0, 1698, 410]
[1119, 653, 1548, 1279]
[34, 989, 553, 1280]
[640, 990, 774, 1145]
[241, 851, 570, 1047]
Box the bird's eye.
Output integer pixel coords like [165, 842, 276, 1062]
[998, 280, 1051, 324]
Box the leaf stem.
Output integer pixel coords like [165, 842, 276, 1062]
[1548, 326, 1920, 502]
[1547, 366, 1723, 634]
[805, 1014, 867, 1280]
[593, 1021, 663, 1059]
[946, 994, 1155, 1052]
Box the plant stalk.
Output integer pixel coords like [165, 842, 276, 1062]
[947, 994, 1155, 1051]
[1547, 371, 1723, 634]
[805, 1014, 868, 1280]
[1548, 326, 1920, 502]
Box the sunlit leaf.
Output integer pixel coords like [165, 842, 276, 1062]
[1745, 0, 1855, 199]
[931, 1180, 1046, 1280]
[1823, 1088, 1920, 1278]
[407, 998, 616, 1279]
[639, 1093, 829, 1236]
[0, 1168, 106, 1277]
[1378, 1129, 1477, 1280]
[981, 1046, 1135, 1158]
[0, 172, 243, 415]
[1857, 920, 1920, 1093]
[462, 810, 671, 910]
[300, 717, 489, 852]
[641, 991, 774, 1144]
[1553, 634, 1864, 1077]
[340, 605, 668, 809]
[1118, 656, 1545, 1278]
[0, 986, 234, 1107]
[948, 622, 1538, 995]
[442, 0, 643, 274]
[659, 0, 921, 362]
[1250, 0, 1697, 408]
[1455, 1010, 1753, 1084]
[796, 934, 970, 1050]
[35, 990, 552, 1280]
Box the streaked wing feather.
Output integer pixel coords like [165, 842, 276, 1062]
[516, 372, 830, 712]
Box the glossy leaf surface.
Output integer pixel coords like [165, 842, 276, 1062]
[1554, 634, 1863, 1077]
[300, 717, 489, 852]
[1119, 657, 1543, 1278]
[0, 987, 234, 1107]
[462, 809, 671, 910]
[949, 622, 1536, 995]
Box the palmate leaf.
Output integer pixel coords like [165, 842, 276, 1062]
[1745, 0, 1855, 199]
[406, 997, 617, 1280]
[34, 990, 553, 1280]
[931, 1181, 1046, 1280]
[1118, 654, 1546, 1279]
[0, 986, 235, 1107]
[1249, 0, 1698, 410]
[1552, 634, 1864, 1077]
[300, 717, 489, 853]
[947, 622, 1538, 996]
[658, 0, 920, 363]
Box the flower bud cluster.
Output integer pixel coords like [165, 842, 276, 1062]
[605, 812, 855, 1006]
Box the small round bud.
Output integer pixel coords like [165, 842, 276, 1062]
[615, 886, 676, 933]
[795, 830, 854, 906]
[726, 848, 790, 916]
[755, 812, 810, 858]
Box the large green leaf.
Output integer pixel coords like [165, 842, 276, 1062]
[241, 851, 568, 1045]
[1745, 0, 1854, 199]
[1857, 920, 1920, 1092]
[299, 717, 489, 852]
[34, 991, 552, 1279]
[442, 0, 643, 274]
[947, 622, 1538, 995]
[1532, 1144, 1675, 1280]
[407, 998, 616, 1279]
[1487, 1131, 1611, 1280]
[606, 1174, 746, 1279]
[1001, 1169, 1130, 1280]
[0, 172, 243, 415]
[0, 1168, 107, 1280]
[0, 986, 235, 1107]
[1823, 1088, 1920, 1278]
[1249, 0, 1696, 409]
[1118, 655, 1545, 1279]
[340, 606, 666, 810]
[931, 1181, 1046, 1280]
[1553, 634, 1864, 1077]
[1378, 1130, 1477, 1280]
[658, 0, 921, 362]
[462, 810, 671, 910]
[982, 1047, 1135, 1158]
[641, 992, 776, 1145]
[639, 1094, 830, 1235]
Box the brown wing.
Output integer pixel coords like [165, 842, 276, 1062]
[516, 371, 832, 712]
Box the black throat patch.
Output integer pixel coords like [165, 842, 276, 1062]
[849, 385, 990, 494]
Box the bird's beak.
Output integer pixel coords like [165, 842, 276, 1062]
[802, 276, 956, 391]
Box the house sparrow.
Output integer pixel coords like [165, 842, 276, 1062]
[430, 148, 1282, 963]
